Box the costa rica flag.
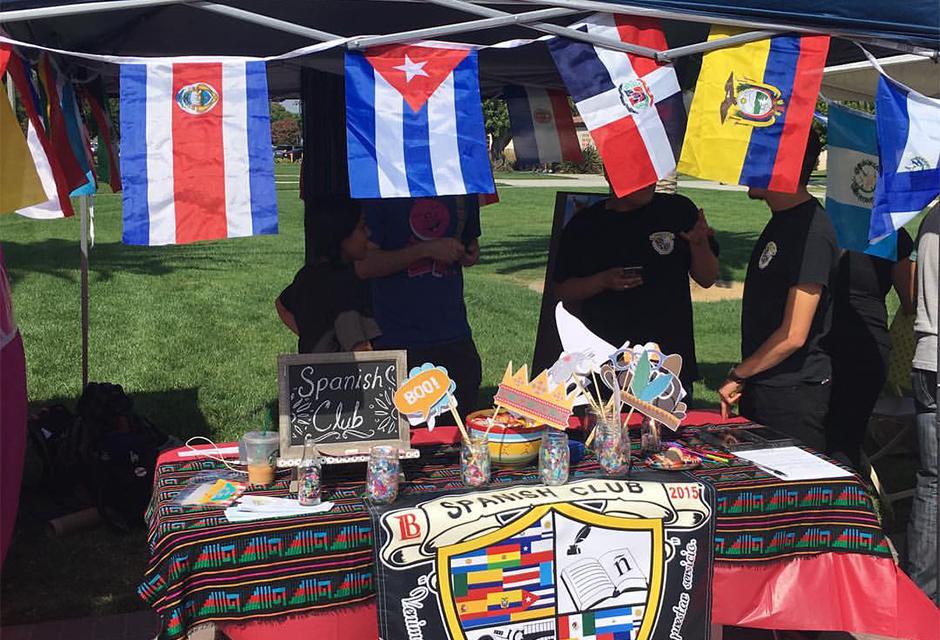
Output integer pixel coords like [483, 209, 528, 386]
[345, 44, 495, 199]
[548, 13, 686, 197]
[119, 60, 277, 246]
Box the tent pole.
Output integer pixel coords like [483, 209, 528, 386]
[79, 194, 89, 389]
[191, 2, 341, 42]
[424, 0, 660, 58]
[348, 7, 582, 50]
[516, 0, 940, 57]
[0, 0, 191, 23]
[659, 30, 778, 61]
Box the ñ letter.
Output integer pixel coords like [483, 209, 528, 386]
[395, 513, 422, 541]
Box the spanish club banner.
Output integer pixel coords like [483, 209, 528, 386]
[678, 28, 829, 193]
[369, 476, 715, 640]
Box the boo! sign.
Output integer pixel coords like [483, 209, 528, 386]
[393, 364, 455, 427]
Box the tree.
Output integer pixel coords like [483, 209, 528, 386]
[270, 101, 295, 123]
[483, 98, 511, 166]
[271, 118, 301, 146]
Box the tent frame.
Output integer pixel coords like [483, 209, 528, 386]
[3, 0, 937, 61]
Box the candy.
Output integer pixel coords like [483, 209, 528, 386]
[461, 437, 491, 488]
[593, 419, 630, 475]
[366, 445, 400, 504]
[539, 430, 570, 486]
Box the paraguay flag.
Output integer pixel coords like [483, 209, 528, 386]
[869, 77, 940, 243]
[504, 86, 582, 168]
[119, 60, 278, 246]
[679, 28, 829, 193]
[548, 13, 686, 197]
[345, 44, 494, 199]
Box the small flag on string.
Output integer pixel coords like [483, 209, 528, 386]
[6, 52, 76, 219]
[345, 44, 494, 199]
[36, 55, 89, 194]
[119, 59, 278, 245]
[0, 49, 45, 214]
[504, 86, 582, 168]
[547, 13, 685, 196]
[869, 77, 940, 243]
[825, 104, 897, 259]
[678, 28, 829, 193]
[79, 78, 121, 193]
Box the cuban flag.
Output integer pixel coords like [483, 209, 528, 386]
[119, 60, 278, 246]
[825, 104, 898, 259]
[504, 86, 583, 168]
[345, 44, 494, 199]
[869, 76, 940, 243]
[548, 13, 685, 197]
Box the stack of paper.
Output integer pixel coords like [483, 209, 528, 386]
[224, 495, 334, 522]
[735, 447, 853, 481]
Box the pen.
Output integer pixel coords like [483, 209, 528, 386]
[754, 463, 788, 477]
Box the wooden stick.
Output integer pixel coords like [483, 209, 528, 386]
[449, 396, 470, 443]
[590, 371, 607, 423]
[484, 405, 502, 439]
[572, 377, 603, 415]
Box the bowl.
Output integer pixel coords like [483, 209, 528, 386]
[467, 409, 545, 467]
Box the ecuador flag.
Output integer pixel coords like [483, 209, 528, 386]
[678, 28, 829, 193]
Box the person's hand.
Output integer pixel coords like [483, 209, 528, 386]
[680, 209, 714, 249]
[597, 267, 643, 292]
[460, 239, 480, 267]
[351, 341, 373, 351]
[718, 378, 743, 419]
[423, 238, 466, 264]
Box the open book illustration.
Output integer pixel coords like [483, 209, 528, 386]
[560, 548, 649, 611]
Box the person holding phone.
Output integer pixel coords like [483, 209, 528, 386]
[553, 182, 720, 401]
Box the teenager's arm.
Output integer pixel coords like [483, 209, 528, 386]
[682, 209, 719, 288]
[719, 284, 822, 416]
[354, 238, 465, 279]
[275, 297, 299, 335]
[893, 257, 916, 315]
[555, 268, 642, 303]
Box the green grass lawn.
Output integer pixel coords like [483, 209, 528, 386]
[0, 179, 925, 625]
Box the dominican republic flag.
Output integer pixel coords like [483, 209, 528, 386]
[345, 44, 494, 199]
[119, 60, 278, 246]
[869, 76, 940, 243]
[825, 104, 898, 260]
[504, 86, 582, 168]
[548, 13, 685, 196]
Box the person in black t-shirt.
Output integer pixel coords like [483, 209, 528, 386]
[719, 130, 839, 451]
[276, 197, 379, 353]
[553, 183, 720, 399]
[825, 231, 915, 468]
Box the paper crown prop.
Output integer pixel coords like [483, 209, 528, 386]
[494, 362, 576, 430]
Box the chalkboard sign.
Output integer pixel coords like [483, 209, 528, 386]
[277, 350, 409, 458]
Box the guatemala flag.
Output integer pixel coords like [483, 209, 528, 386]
[345, 44, 494, 199]
[869, 76, 940, 243]
[119, 60, 278, 246]
[504, 85, 583, 168]
[548, 13, 686, 197]
[825, 104, 897, 260]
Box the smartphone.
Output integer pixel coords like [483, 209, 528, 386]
[621, 266, 644, 277]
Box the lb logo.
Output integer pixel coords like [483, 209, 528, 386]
[850, 159, 878, 205]
[649, 231, 675, 255]
[533, 107, 553, 124]
[619, 78, 654, 114]
[175, 82, 220, 115]
[759, 241, 777, 270]
[720, 72, 785, 127]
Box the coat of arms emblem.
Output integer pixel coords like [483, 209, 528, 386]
[720, 72, 785, 127]
[175, 82, 220, 115]
[850, 159, 878, 205]
[438, 503, 663, 640]
[619, 79, 654, 115]
[649, 231, 675, 256]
